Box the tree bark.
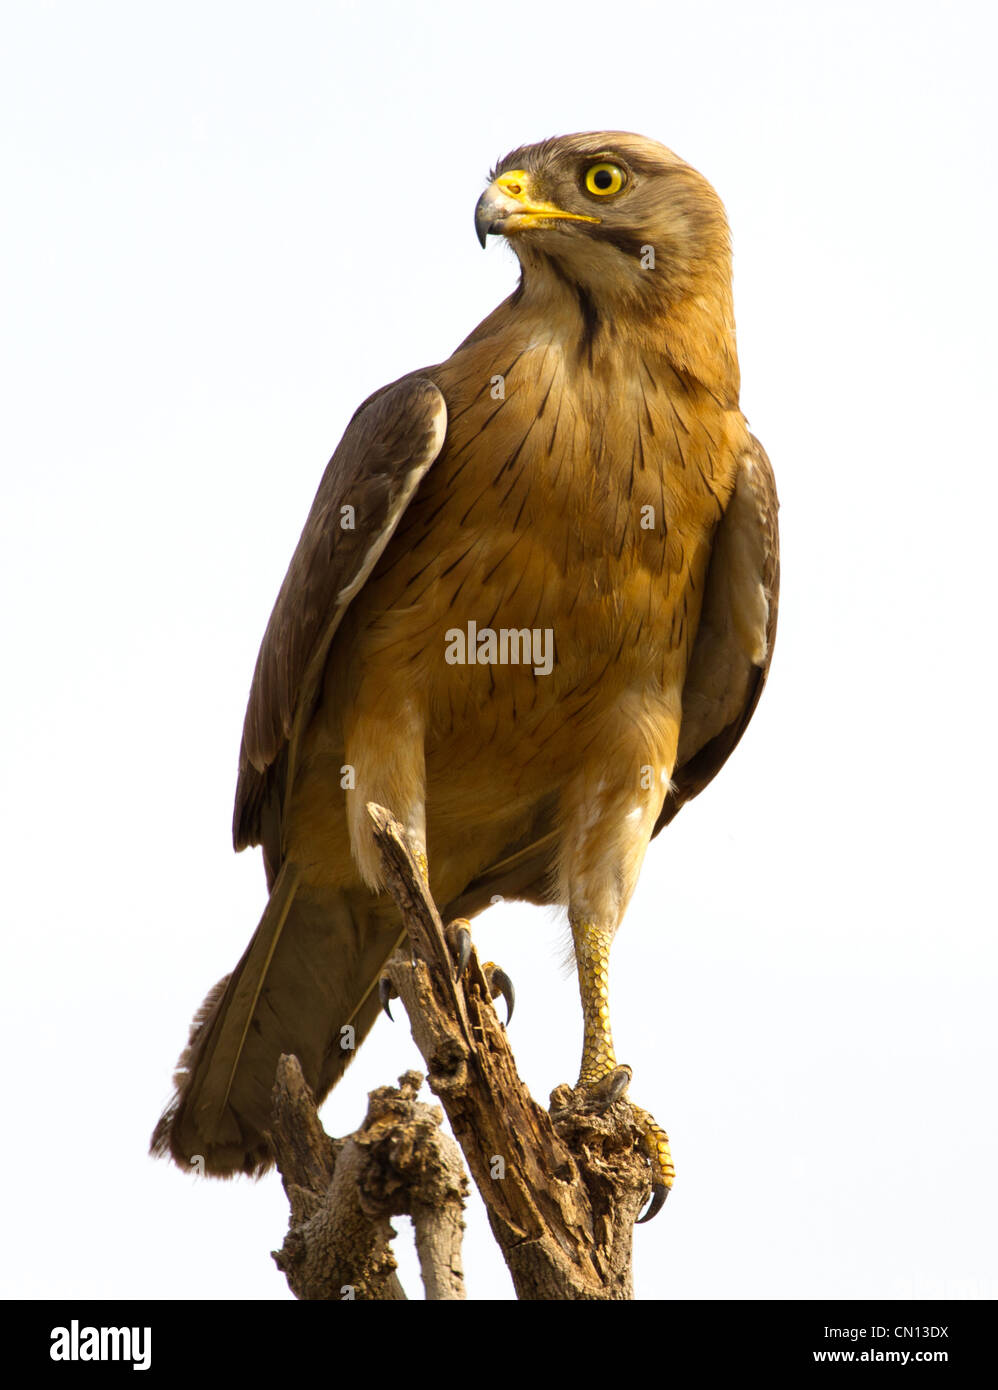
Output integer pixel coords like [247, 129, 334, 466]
[270, 1058, 467, 1300]
[368, 801, 653, 1300]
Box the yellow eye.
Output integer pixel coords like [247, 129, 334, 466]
[584, 162, 626, 196]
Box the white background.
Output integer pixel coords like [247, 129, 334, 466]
[2, 0, 995, 1301]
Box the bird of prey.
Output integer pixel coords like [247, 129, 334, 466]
[152, 132, 779, 1218]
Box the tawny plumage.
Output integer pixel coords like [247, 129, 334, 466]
[152, 133, 779, 1212]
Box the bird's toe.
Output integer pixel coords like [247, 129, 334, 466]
[444, 920, 514, 1023]
[631, 1104, 675, 1220]
[444, 919, 473, 979]
[378, 974, 398, 1021]
[587, 1063, 632, 1108]
[481, 961, 515, 1024]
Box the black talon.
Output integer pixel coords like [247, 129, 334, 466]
[445, 922, 513, 1023]
[378, 976, 396, 1021]
[485, 964, 515, 1024]
[590, 1063, 632, 1109]
[446, 921, 473, 980]
[637, 1183, 669, 1223]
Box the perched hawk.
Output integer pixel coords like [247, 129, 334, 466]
[152, 132, 779, 1217]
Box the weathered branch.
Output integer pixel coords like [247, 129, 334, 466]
[368, 801, 652, 1300]
[269, 1058, 467, 1300]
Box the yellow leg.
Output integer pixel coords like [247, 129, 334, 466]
[571, 920, 617, 1085]
[412, 844, 429, 884]
[571, 917, 675, 1211]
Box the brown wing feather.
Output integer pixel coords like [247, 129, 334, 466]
[656, 432, 780, 829]
[232, 376, 447, 855]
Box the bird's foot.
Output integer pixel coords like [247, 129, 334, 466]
[379, 921, 514, 1025]
[573, 1065, 674, 1222]
[444, 919, 515, 1024]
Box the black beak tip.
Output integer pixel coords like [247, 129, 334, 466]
[474, 192, 497, 249]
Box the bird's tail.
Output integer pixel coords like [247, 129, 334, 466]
[150, 863, 401, 1177]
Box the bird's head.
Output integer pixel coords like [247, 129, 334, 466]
[475, 132, 738, 398]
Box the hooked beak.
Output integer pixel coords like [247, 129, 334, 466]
[474, 169, 600, 248]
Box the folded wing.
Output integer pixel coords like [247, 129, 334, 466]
[660, 434, 780, 827]
[232, 376, 447, 870]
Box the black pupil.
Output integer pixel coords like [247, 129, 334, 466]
[593, 168, 613, 189]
